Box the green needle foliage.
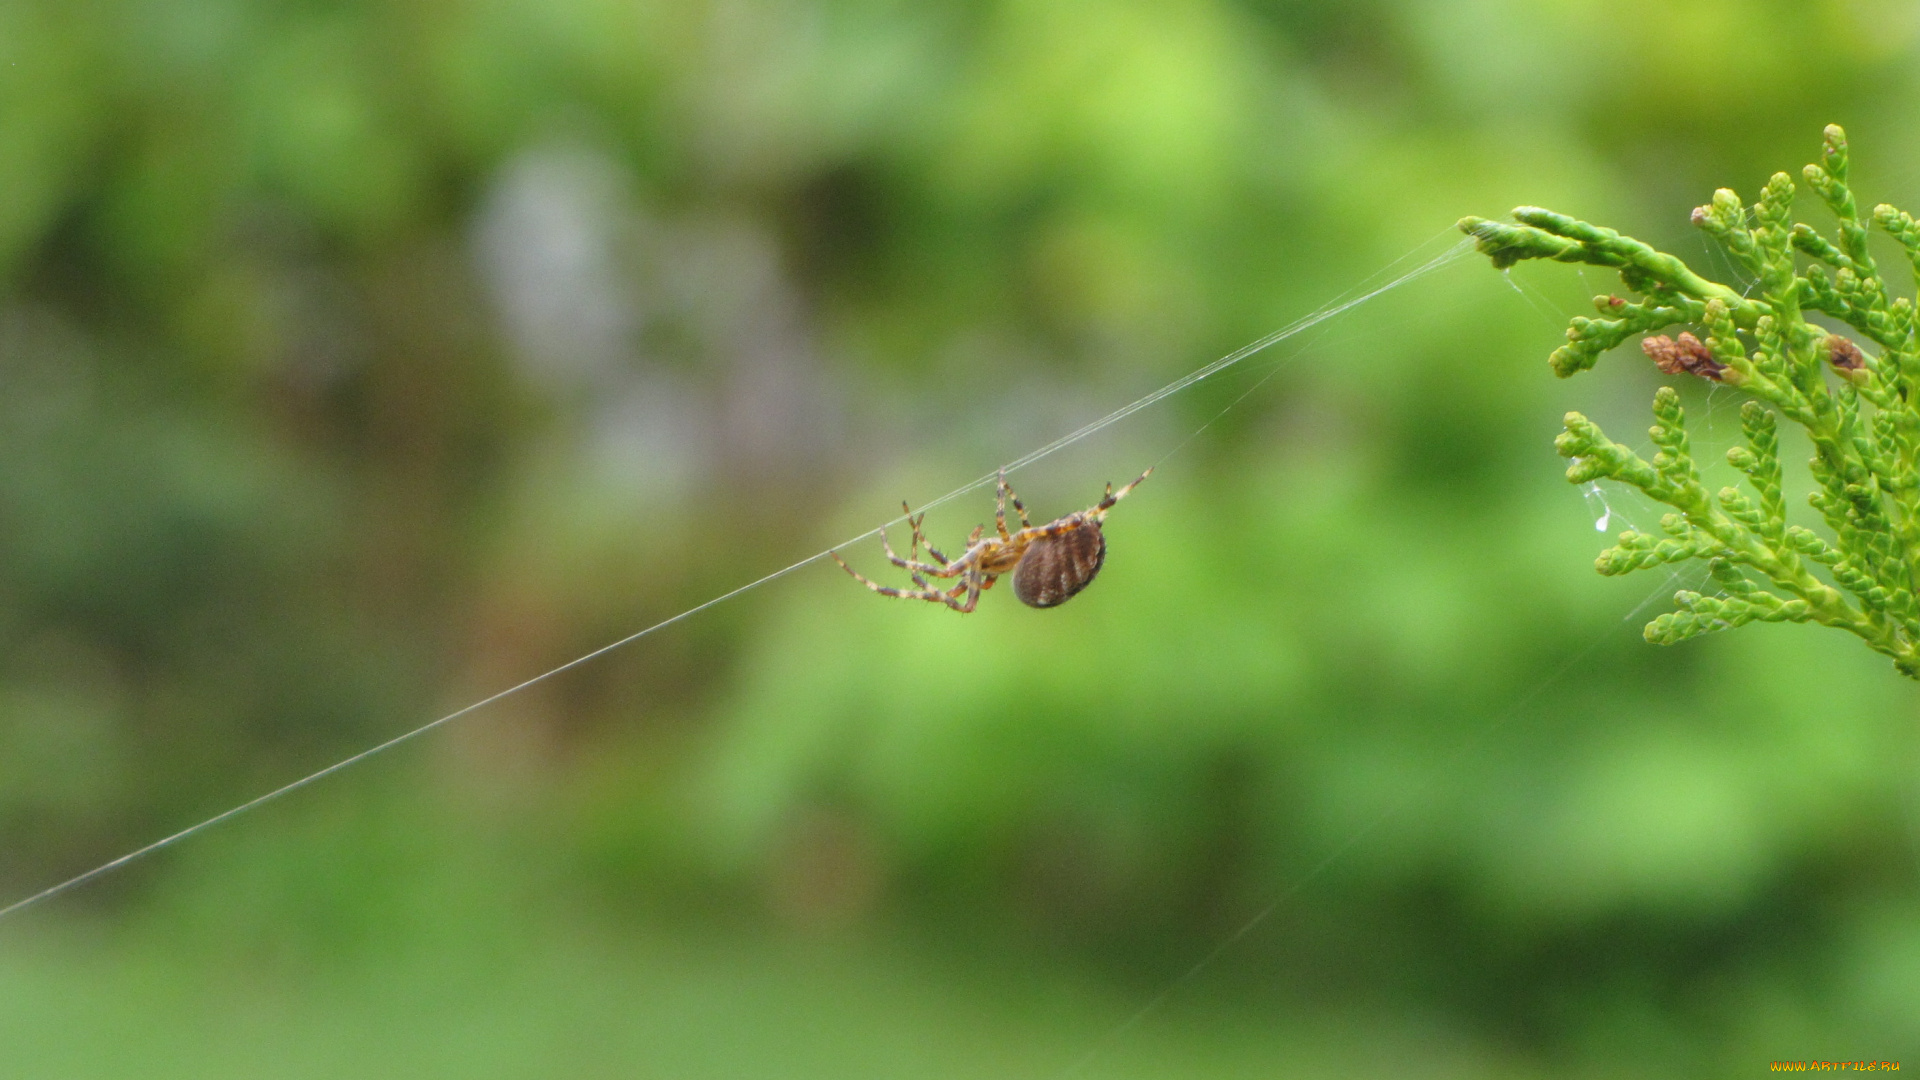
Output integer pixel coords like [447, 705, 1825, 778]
[1460, 125, 1920, 677]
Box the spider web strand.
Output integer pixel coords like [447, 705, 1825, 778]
[0, 234, 1472, 925]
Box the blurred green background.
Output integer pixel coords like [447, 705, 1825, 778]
[2, 0, 1918, 1075]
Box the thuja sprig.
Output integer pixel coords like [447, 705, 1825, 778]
[1460, 125, 1920, 677]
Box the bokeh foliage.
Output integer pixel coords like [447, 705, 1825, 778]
[1, 0, 1917, 1075]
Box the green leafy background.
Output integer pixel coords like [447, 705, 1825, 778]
[1, 1, 1916, 1075]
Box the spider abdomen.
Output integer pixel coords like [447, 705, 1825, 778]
[1012, 520, 1106, 608]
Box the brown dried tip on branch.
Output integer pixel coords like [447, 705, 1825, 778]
[1641, 332, 1727, 381]
[1827, 334, 1866, 372]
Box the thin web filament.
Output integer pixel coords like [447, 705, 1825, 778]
[0, 234, 1475, 924]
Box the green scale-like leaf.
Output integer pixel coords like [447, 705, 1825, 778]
[1462, 126, 1920, 676]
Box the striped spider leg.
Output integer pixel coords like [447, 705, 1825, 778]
[896, 504, 983, 608]
[827, 502, 983, 611]
[830, 467, 1151, 612]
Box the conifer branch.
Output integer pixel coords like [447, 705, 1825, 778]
[1462, 126, 1920, 676]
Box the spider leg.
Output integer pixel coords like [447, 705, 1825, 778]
[831, 552, 966, 604]
[939, 576, 971, 607]
[900, 502, 951, 567]
[995, 470, 1012, 540]
[878, 525, 912, 568]
[880, 524, 966, 578]
[1088, 466, 1153, 519]
[1014, 519, 1081, 543]
[1007, 477, 1031, 528]
[943, 571, 987, 613]
[965, 572, 990, 610]
[1007, 468, 1153, 545]
[899, 511, 935, 590]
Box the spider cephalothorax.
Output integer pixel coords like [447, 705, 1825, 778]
[830, 468, 1151, 612]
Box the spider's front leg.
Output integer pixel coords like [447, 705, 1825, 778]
[878, 521, 967, 578]
[997, 469, 1032, 531]
[898, 522, 929, 588]
[830, 551, 972, 606]
[898, 506, 936, 590]
[902, 502, 950, 567]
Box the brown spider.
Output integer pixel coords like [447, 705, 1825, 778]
[830, 468, 1152, 612]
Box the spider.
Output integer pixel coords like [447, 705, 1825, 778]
[830, 468, 1152, 612]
